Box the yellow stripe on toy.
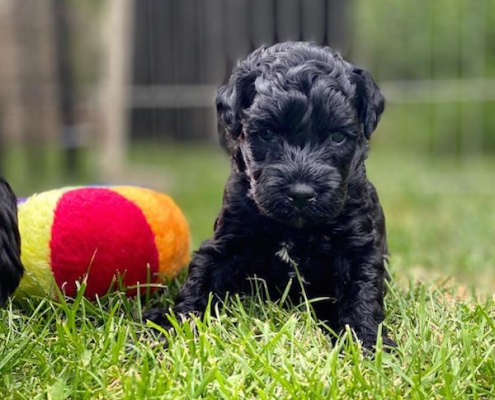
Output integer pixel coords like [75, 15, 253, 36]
[17, 188, 70, 297]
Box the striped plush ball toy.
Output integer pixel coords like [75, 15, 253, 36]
[15, 186, 190, 299]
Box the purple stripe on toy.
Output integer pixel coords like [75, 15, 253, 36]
[17, 197, 27, 205]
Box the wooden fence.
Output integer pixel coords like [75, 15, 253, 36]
[130, 0, 350, 142]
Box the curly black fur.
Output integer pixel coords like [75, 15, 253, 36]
[0, 178, 24, 304]
[145, 42, 395, 350]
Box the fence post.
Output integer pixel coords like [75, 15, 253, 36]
[52, 0, 79, 177]
[11, 0, 59, 183]
[252, 0, 275, 47]
[327, 0, 351, 55]
[99, 0, 134, 182]
[276, 0, 301, 42]
[302, 0, 325, 43]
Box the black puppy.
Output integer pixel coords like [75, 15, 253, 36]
[0, 178, 24, 304]
[145, 42, 395, 350]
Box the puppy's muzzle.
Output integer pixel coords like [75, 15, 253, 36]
[287, 183, 317, 207]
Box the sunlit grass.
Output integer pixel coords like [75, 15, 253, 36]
[2, 142, 495, 398]
[1, 282, 494, 398]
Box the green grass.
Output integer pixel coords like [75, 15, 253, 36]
[2, 143, 495, 398]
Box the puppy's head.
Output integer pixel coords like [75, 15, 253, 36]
[216, 42, 384, 228]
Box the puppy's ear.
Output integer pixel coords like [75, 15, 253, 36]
[352, 68, 385, 139]
[216, 69, 258, 140]
[216, 69, 259, 173]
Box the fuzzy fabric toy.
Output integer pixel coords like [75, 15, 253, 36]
[5, 185, 190, 300]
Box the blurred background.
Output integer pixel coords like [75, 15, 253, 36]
[0, 0, 494, 291]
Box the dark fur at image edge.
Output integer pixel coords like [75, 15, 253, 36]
[145, 42, 396, 350]
[0, 178, 24, 304]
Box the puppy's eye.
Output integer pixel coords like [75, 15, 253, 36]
[330, 132, 346, 144]
[259, 130, 276, 141]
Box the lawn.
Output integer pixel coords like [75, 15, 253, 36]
[1, 143, 494, 399]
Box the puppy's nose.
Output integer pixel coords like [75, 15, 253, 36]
[288, 183, 316, 207]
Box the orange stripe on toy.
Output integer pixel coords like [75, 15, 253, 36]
[111, 187, 190, 282]
[16, 188, 72, 298]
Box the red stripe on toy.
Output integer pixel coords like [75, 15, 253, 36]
[50, 188, 159, 298]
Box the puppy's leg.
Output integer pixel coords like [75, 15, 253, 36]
[143, 239, 239, 328]
[335, 257, 395, 350]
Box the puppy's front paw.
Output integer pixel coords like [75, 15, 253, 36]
[143, 308, 202, 332]
[351, 326, 395, 352]
[360, 333, 397, 353]
[142, 308, 173, 329]
[381, 335, 398, 352]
